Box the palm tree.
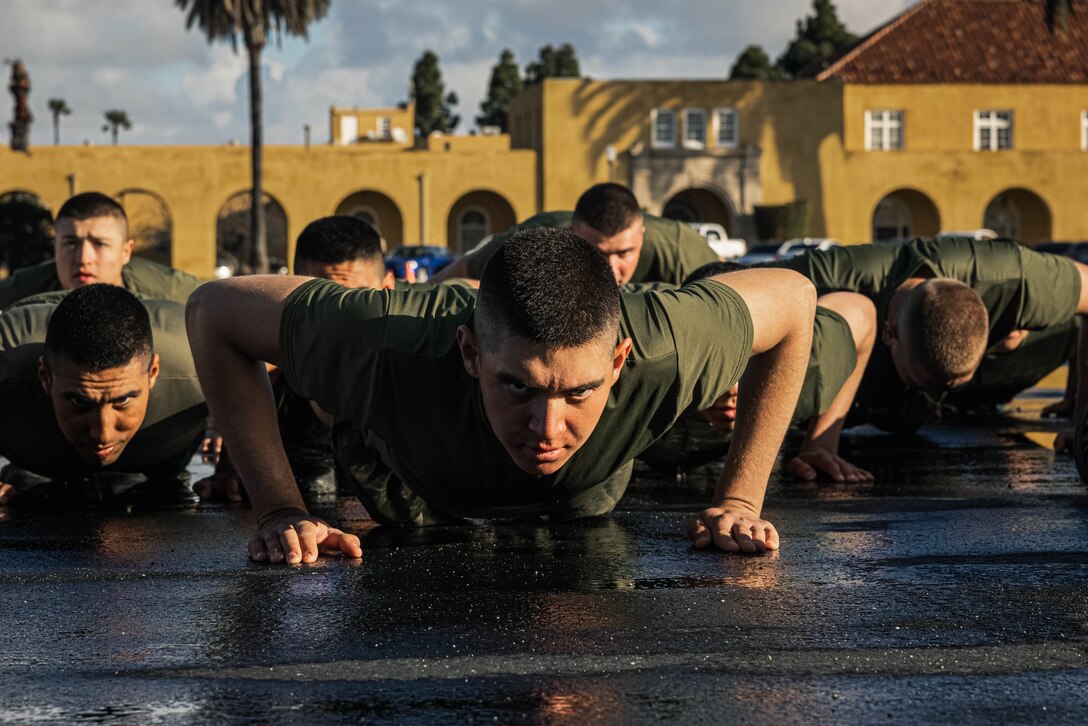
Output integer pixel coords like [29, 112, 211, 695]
[176, 0, 329, 274]
[102, 109, 132, 145]
[47, 98, 71, 145]
[1044, 0, 1079, 31]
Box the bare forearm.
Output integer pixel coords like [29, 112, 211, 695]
[432, 255, 471, 283]
[1076, 319, 1088, 419]
[715, 319, 813, 511]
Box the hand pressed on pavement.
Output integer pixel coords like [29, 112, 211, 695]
[249, 509, 362, 564]
[787, 446, 873, 482]
[1041, 398, 1074, 419]
[0, 482, 13, 505]
[192, 472, 243, 502]
[687, 505, 779, 554]
[201, 428, 223, 464]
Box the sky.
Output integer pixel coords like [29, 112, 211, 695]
[1, 0, 913, 147]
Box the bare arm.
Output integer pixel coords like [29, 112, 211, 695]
[431, 254, 472, 283]
[1055, 262, 1088, 451]
[186, 276, 361, 563]
[689, 268, 816, 553]
[787, 292, 876, 482]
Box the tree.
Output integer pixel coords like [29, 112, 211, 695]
[525, 43, 581, 85]
[477, 49, 523, 131]
[176, 0, 328, 274]
[102, 109, 132, 145]
[47, 98, 71, 145]
[1043, 0, 1079, 31]
[411, 50, 459, 137]
[729, 45, 785, 81]
[776, 0, 857, 78]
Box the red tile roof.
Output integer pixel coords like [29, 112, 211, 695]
[812, 0, 1088, 83]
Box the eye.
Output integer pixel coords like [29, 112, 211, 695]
[68, 397, 92, 411]
[568, 388, 593, 401]
[504, 380, 530, 396]
[113, 396, 134, 408]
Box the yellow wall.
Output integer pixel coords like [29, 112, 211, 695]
[0, 143, 535, 277]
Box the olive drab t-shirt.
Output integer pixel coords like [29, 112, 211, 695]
[0, 299, 208, 479]
[0, 256, 205, 310]
[463, 211, 719, 284]
[280, 278, 753, 521]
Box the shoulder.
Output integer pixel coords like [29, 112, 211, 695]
[122, 256, 205, 301]
[0, 261, 60, 308]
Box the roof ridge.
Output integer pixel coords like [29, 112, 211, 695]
[815, 0, 933, 81]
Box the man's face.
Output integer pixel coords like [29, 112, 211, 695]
[296, 257, 394, 290]
[54, 215, 134, 290]
[884, 322, 975, 400]
[458, 328, 632, 475]
[699, 385, 739, 432]
[570, 218, 644, 285]
[38, 353, 160, 466]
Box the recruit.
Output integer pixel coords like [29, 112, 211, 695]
[761, 237, 1088, 441]
[0, 192, 204, 311]
[433, 183, 718, 286]
[0, 285, 207, 503]
[187, 227, 817, 563]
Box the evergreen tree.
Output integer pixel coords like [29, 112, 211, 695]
[729, 45, 785, 80]
[477, 49, 523, 131]
[526, 43, 581, 84]
[412, 50, 459, 136]
[776, 0, 857, 78]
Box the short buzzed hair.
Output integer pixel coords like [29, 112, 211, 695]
[572, 183, 643, 236]
[901, 279, 989, 381]
[684, 260, 747, 285]
[476, 226, 620, 352]
[56, 192, 127, 227]
[294, 215, 384, 268]
[44, 284, 153, 372]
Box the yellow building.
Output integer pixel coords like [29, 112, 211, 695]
[1, 0, 1085, 279]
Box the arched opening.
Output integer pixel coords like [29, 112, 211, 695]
[115, 189, 172, 266]
[983, 189, 1051, 243]
[871, 189, 940, 241]
[335, 190, 404, 249]
[446, 190, 516, 254]
[0, 190, 53, 275]
[662, 188, 733, 232]
[216, 191, 288, 275]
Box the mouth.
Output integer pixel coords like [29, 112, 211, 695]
[77, 272, 96, 284]
[88, 443, 119, 460]
[524, 444, 566, 463]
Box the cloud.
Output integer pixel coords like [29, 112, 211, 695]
[3, 0, 913, 145]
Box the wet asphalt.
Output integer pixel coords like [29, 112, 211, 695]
[1, 385, 1087, 724]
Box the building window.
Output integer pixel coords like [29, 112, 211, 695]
[715, 108, 738, 148]
[459, 208, 490, 252]
[683, 109, 706, 149]
[378, 116, 391, 139]
[1082, 110, 1088, 151]
[864, 110, 904, 151]
[652, 109, 676, 148]
[974, 110, 1013, 151]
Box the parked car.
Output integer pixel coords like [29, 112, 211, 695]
[385, 245, 456, 282]
[688, 222, 747, 260]
[737, 238, 839, 265]
[938, 228, 998, 240]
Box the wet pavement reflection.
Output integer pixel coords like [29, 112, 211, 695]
[2, 388, 1088, 723]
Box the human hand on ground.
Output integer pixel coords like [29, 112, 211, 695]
[249, 508, 362, 564]
[1041, 398, 1074, 419]
[192, 472, 243, 502]
[201, 428, 223, 464]
[787, 446, 873, 482]
[687, 505, 779, 554]
[0, 482, 13, 505]
[1054, 428, 1075, 454]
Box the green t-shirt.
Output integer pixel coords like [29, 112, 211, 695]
[0, 256, 205, 310]
[637, 305, 857, 471]
[463, 211, 719, 284]
[281, 277, 753, 522]
[0, 299, 207, 479]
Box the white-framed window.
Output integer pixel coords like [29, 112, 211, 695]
[683, 108, 706, 149]
[651, 108, 676, 148]
[715, 107, 738, 148]
[864, 110, 904, 151]
[1081, 109, 1087, 151]
[377, 116, 391, 139]
[974, 110, 1013, 151]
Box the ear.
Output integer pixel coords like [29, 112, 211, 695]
[881, 318, 898, 346]
[121, 237, 135, 265]
[382, 270, 396, 289]
[37, 355, 51, 394]
[456, 325, 481, 378]
[147, 353, 161, 390]
[610, 337, 633, 384]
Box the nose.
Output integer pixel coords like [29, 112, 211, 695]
[607, 258, 624, 284]
[79, 240, 95, 265]
[527, 396, 567, 443]
[87, 407, 115, 444]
